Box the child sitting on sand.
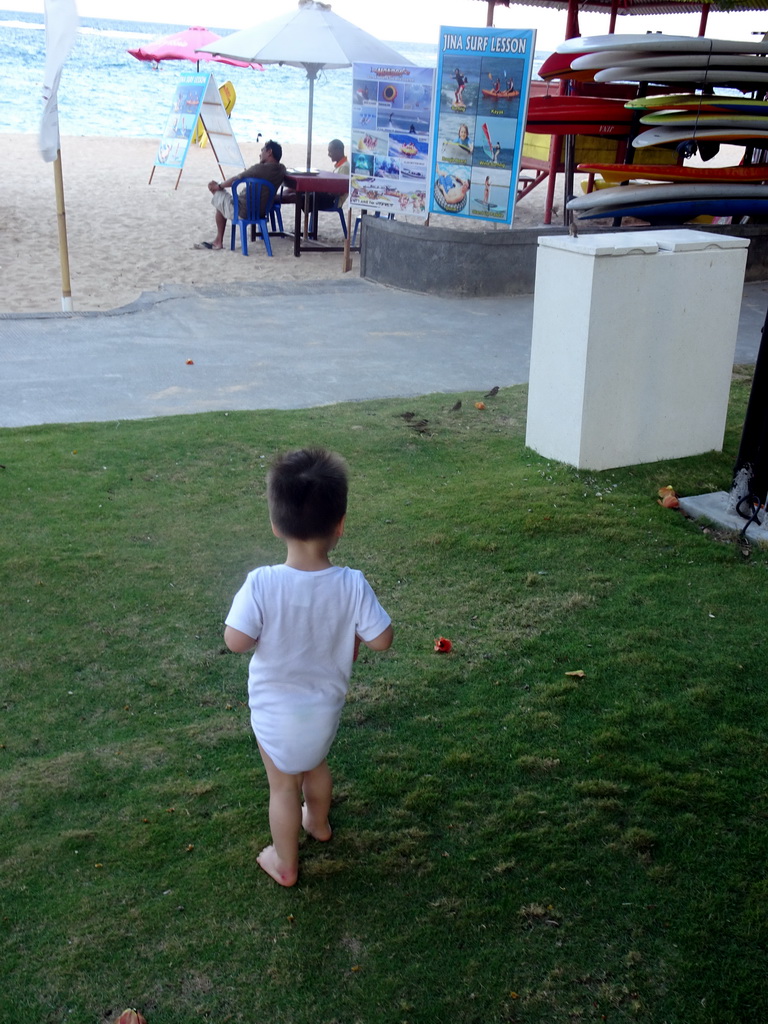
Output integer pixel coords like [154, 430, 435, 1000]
[224, 447, 393, 887]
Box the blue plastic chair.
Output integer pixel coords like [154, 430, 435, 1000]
[308, 193, 348, 240]
[230, 178, 278, 257]
[270, 203, 284, 235]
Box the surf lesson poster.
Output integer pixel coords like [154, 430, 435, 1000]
[429, 26, 536, 224]
[350, 63, 435, 216]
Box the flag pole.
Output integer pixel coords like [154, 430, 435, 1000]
[41, 0, 79, 312]
[53, 150, 73, 312]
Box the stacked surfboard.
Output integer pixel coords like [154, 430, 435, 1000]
[567, 180, 768, 222]
[543, 33, 768, 222]
[542, 33, 768, 89]
[525, 94, 634, 137]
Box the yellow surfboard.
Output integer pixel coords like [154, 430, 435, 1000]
[193, 81, 236, 147]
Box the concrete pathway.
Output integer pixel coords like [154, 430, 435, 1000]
[2, 277, 767, 428]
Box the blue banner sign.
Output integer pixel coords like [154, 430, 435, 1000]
[430, 26, 536, 225]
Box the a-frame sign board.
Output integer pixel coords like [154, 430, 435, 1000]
[150, 72, 245, 189]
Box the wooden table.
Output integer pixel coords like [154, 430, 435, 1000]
[282, 170, 351, 257]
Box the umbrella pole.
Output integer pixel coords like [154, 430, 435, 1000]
[305, 68, 316, 172]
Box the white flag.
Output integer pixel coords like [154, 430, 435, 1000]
[40, 0, 79, 162]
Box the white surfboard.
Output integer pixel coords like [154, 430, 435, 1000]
[567, 181, 768, 211]
[595, 66, 768, 84]
[632, 125, 768, 146]
[557, 33, 768, 56]
[573, 51, 768, 72]
[570, 50, 659, 70]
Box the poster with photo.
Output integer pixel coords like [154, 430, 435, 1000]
[154, 72, 208, 170]
[350, 62, 435, 216]
[429, 27, 536, 225]
[153, 72, 244, 174]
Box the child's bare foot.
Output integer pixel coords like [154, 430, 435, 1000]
[257, 845, 298, 887]
[302, 804, 332, 842]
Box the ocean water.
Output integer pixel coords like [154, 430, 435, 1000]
[0, 10, 440, 145]
[0, 11, 550, 147]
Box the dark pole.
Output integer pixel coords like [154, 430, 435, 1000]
[728, 305, 768, 519]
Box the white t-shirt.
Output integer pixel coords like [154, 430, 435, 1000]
[225, 563, 391, 773]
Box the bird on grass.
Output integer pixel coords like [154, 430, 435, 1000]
[450, 400, 462, 412]
[484, 386, 500, 398]
[398, 411, 417, 421]
[409, 419, 430, 433]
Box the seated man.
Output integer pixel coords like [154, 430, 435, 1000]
[318, 138, 349, 211]
[195, 139, 286, 250]
[278, 139, 349, 217]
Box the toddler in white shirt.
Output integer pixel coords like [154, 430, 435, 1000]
[225, 447, 393, 886]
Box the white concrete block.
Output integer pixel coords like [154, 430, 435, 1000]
[525, 230, 749, 471]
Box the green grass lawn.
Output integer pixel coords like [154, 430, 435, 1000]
[1, 378, 766, 1024]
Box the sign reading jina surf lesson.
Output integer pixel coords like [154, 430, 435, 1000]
[430, 26, 536, 225]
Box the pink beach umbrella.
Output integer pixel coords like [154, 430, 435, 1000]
[127, 26, 263, 69]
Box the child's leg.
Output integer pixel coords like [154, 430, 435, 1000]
[257, 743, 303, 887]
[301, 760, 333, 841]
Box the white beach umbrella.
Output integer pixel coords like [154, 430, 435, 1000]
[197, 0, 413, 169]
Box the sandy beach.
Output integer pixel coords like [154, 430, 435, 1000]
[0, 132, 562, 315]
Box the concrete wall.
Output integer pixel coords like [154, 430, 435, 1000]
[359, 216, 768, 297]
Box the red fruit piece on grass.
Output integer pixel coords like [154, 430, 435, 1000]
[116, 1011, 148, 1024]
[434, 636, 452, 653]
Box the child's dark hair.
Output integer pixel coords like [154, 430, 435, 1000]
[267, 448, 348, 540]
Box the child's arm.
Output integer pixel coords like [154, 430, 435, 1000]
[224, 625, 258, 653]
[360, 624, 393, 652]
